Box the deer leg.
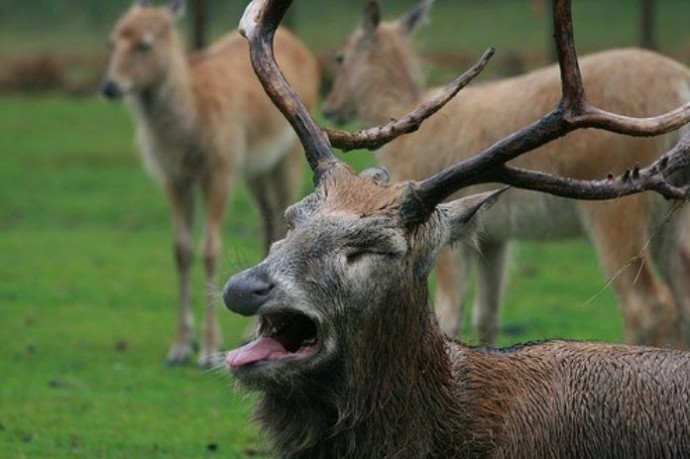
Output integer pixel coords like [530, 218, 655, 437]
[581, 199, 678, 347]
[434, 245, 471, 338]
[247, 176, 275, 256]
[272, 143, 304, 231]
[249, 145, 302, 253]
[165, 180, 196, 366]
[473, 241, 509, 345]
[198, 173, 232, 368]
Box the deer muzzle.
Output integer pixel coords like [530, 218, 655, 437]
[99, 79, 124, 100]
[222, 267, 276, 317]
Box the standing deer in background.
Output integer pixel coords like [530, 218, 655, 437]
[100, 0, 320, 366]
[323, 0, 690, 347]
[222, 0, 690, 456]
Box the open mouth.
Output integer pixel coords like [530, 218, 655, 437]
[226, 310, 319, 369]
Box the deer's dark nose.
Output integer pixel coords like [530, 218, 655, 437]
[100, 79, 123, 100]
[222, 268, 276, 316]
[322, 106, 338, 122]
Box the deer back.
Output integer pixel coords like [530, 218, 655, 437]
[451, 339, 690, 457]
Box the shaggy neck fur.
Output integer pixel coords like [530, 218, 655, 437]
[254, 270, 465, 459]
[355, 32, 424, 126]
[130, 35, 197, 140]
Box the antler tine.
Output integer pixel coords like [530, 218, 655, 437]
[404, 0, 690, 226]
[240, 0, 337, 179]
[467, 131, 690, 201]
[241, 0, 494, 180]
[326, 47, 495, 152]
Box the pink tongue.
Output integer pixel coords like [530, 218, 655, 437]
[226, 337, 288, 368]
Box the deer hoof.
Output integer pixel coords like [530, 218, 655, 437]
[197, 348, 222, 369]
[165, 342, 194, 367]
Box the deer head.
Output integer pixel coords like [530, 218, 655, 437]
[224, 160, 501, 387]
[323, 0, 432, 125]
[223, 0, 690, 442]
[100, 0, 187, 99]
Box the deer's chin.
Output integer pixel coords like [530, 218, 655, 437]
[226, 309, 328, 379]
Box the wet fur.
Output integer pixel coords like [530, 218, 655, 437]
[232, 168, 690, 458]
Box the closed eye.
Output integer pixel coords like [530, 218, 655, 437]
[345, 247, 396, 264]
[346, 250, 367, 264]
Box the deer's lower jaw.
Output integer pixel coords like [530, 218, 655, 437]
[226, 310, 321, 371]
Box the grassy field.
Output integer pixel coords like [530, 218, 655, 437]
[3, 0, 677, 456]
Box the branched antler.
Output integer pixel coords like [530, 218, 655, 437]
[240, 0, 334, 178]
[324, 47, 495, 152]
[407, 0, 690, 223]
[240, 0, 492, 182]
[243, 0, 690, 229]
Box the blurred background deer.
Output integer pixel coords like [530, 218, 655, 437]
[222, 0, 690, 456]
[100, 0, 320, 366]
[323, 0, 690, 348]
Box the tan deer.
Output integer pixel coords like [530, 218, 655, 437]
[322, 0, 690, 347]
[100, 0, 320, 367]
[221, 0, 690, 456]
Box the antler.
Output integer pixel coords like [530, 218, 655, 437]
[240, 0, 493, 181]
[324, 48, 495, 152]
[403, 0, 690, 224]
[240, 0, 335, 179]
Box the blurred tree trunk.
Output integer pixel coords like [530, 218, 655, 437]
[546, 0, 557, 63]
[189, 0, 296, 50]
[639, 0, 657, 50]
[282, 2, 297, 31]
[191, 0, 207, 50]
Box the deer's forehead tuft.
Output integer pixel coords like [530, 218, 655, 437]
[319, 169, 406, 216]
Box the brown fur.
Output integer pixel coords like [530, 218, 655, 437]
[224, 165, 690, 458]
[102, 2, 320, 366]
[323, 3, 690, 347]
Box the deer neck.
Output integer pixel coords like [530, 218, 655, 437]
[356, 53, 424, 127]
[130, 49, 196, 137]
[256, 280, 464, 458]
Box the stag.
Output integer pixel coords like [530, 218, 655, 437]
[223, 0, 690, 456]
[100, 0, 320, 366]
[323, 0, 690, 347]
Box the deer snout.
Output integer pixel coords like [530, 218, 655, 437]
[321, 103, 352, 125]
[222, 268, 276, 317]
[99, 79, 124, 100]
[321, 105, 339, 122]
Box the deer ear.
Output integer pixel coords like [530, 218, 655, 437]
[361, 0, 381, 37]
[359, 167, 390, 185]
[438, 188, 507, 246]
[169, 0, 186, 19]
[400, 0, 433, 34]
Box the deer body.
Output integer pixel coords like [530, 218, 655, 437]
[450, 340, 690, 458]
[226, 166, 690, 459]
[223, 0, 690, 456]
[102, 1, 320, 366]
[323, 5, 690, 346]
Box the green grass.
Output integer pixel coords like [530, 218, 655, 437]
[0, 91, 626, 457]
[0, 96, 264, 458]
